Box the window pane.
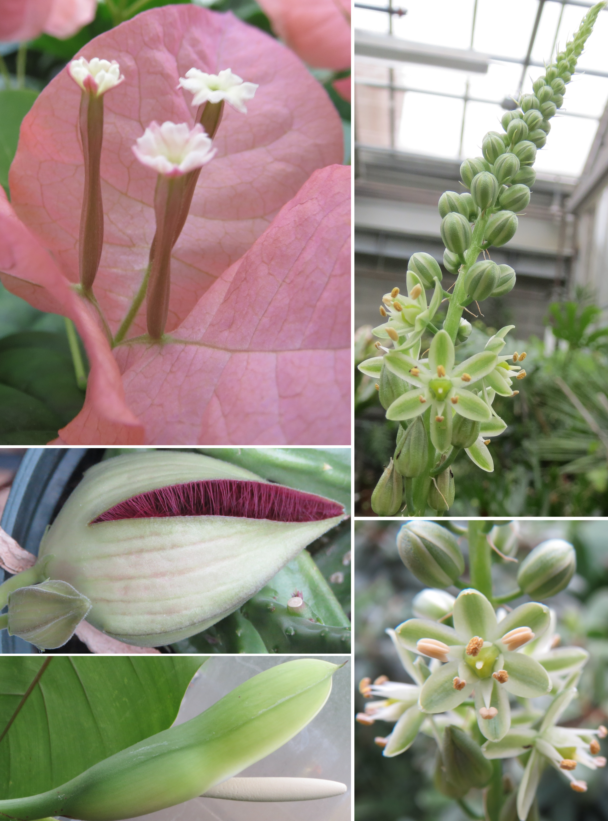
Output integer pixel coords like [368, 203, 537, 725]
[391, 0, 475, 50]
[397, 93, 464, 159]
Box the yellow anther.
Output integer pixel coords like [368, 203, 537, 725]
[590, 740, 601, 754]
[437, 365, 446, 377]
[356, 712, 375, 726]
[451, 396, 459, 404]
[419, 395, 427, 403]
[570, 781, 588, 793]
[516, 370, 527, 380]
[393, 301, 403, 311]
[512, 390, 519, 395]
[359, 677, 372, 696]
[519, 351, 527, 361]
[502, 626, 535, 651]
[466, 636, 484, 657]
[484, 439, 491, 445]
[374, 675, 389, 686]
[598, 726, 607, 739]
[551, 634, 561, 648]
[410, 284, 422, 299]
[453, 677, 466, 691]
[493, 670, 509, 684]
[375, 384, 379, 391]
[410, 367, 420, 376]
[374, 737, 388, 748]
[417, 638, 450, 662]
[435, 415, 444, 423]
[391, 287, 400, 298]
[462, 373, 471, 382]
[379, 306, 387, 317]
[560, 759, 577, 770]
[387, 328, 399, 342]
[479, 707, 498, 720]
[513, 352, 519, 362]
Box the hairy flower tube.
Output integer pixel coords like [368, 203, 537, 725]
[483, 686, 606, 819]
[0, 451, 345, 648]
[397, 589, 552, 740]
[0, 659, 346, 820]
[358, 1, 606, 514]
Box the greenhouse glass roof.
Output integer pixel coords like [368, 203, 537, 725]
[354, 0, 608, 178]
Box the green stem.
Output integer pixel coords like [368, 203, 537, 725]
[0, 563, 49, 612]
[443, 211, 491, 342]
[0, 55, 11, 89]
[113, 263, 151, 344]
[484, 759, 504, 821]
[0, 614, 7, 630]
[81, 288, 113, 345]
[64, 318, 87, 389]
[429, 446, 461, 477]
[493, 588, 523, 605]
[16, 43, 26, 89]
[467, 521, 493, 598]
[452, 578, 468, 590]
[456, 799, 484, 820]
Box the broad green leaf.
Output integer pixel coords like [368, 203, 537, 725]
[0, 656, 207, 799]
[466, 437, 494, 472]
[195, 447, 350, 511]
[0, 89, 38, 192]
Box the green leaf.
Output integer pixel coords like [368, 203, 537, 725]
[0, 656, 207, 800]
[195, 447, 351, 511]
[0, 333, 86, 443]
[0, 89, 38, 193]
[0, 284, 66, 339]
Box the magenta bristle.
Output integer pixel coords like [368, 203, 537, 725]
[91, 480, 344, 524]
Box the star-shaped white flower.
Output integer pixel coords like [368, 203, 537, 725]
[69, 57, 124, 97]
[178, 68, 258, 113]
[132, 121, 216, 177]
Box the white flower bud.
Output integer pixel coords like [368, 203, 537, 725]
[178, 67, 258, 113]
[69, 57, 124, 97]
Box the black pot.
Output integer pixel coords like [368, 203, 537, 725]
[1, 448, 103, 654]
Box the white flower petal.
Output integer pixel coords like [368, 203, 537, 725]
[179, 67, 258, 113]
[69, 57, 124, 97]
[132, 121, 216, 177]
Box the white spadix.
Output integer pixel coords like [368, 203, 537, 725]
[2, 451, 346, 648]
[202, 777, 348, 801]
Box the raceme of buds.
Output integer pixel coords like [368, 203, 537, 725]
[371, 459, 403, 516]
[394, 417, 428, 478]
[0, 659, 344, 820]
[397, 520, 464, 588]
[517, 539, 577, 599]
[1, 452, 344, 648]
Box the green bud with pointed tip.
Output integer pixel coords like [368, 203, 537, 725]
[482, 132, 507, 164]
[412, 588, 455, 620]
[491, 264, 517, 297]
[471, 171, 499, 210]
[465, 260, 500, 301]
[461, 157, 491, 188]
[527, 129, 547, 148]
[551, 77, 566, 95]
[514, 140, 537, 166]
[523, 109, 543, 130]
[397, 520, 464, 587]
[451, 414, 481, 449]
[484, 210, 518, 247]
[379, 359, 408, 410]
[438, 191, 469, 219]
[408, 251, 443, 287]
[441, 212, 471, 255]
[537, 85, 554, 105]
[428, 469, 455, 512]
[395, 416, 428, 478]
[8, 580, 92, 650]
[501, 110, 519, 131]
[541, 100, 557, 119]
[513, 166, 536, 186]
[434, 750, 468, 799]
[489, 521, 519, 558]
[521, 94, 540, 113]
[533, 77, 546, 95]
[494, 152, 520, 184]
[371, 459, 403, 516]
[457, 317, 472, 341]
[443, 248, 462, 274]
[517, 539, 576, 598]
[553, 94, 564, 109]
[460, 192, 478, 220]
[507, 118, 529, 143]
[442, 726, 493, 790]
[498, 184, 530, 212]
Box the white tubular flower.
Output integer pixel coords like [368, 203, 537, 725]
[178, 67, 258, 113]
[132, 121, 216, 177]
[69, 57, 124, 97]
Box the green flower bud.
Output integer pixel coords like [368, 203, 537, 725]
[545, 66, 558, 84]
[493, 152, 520, 184]
[461, 157, 491, 188]
[460, 192, 478, 220]
[443, 249, 462, 275]
[540, 100, 557, 119]
[396, 520, 464, 587]
[379, 359, 408, 410]
[465, 260, 500, 301]
[517, 539, 576, 599]
[441, 212, 472, 255]
[540, 118, 551, 134]
[491, 264, 517, 297]
[395, 416, 429, 478]
[484, 210, 518, 247]
[371, 459, 403, 516]
[507, 118, 529, 143]
[498, 184, 530, 212]
[442, 726, 493, 790]
[482, 131, 507, 164]
[523, 109, 543, 130]
[537, 85, 554, 105]
[489, 521, 519, 558]
[7, 580, 92, 650]
[428, 469, 455, 512]
[457, 317, 472, 341]
[451, 414, 481, 448]
[412, 588, 455, 620]
[527, 129, 547, 148]
[551, 77, 566, 95]
[434, 751, 467, 799]
[533, 77, 546, 94]
[438, 191, 470, 219]
[513, 166, 536, 186]
[513, 140, 537, 166]
[553, 93, 564, 109]
[501, 110, 520, 131]
[470, 171, 499, 210]
[561, 69, 572, 83]
[521, 94, 540, 113]
[408, 251, 443, 287]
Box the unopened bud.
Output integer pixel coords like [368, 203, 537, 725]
[443, 248, 462, 274]
[428, 469, 455, 512]
[394, 416, 428, 478]
[8, 580, 92, 650]
[408, 252, 443, 288]
[457, 318, 472, 341]
[499, 184, 531, 213]
[471, 171, 499, 210]
[438, 191, 470, 220]
[397, 520, 464, 588]
[482, 132, 507, 164]
[379, 360, 409, 410]
[441, 212, 472, 256]
[452, 415, 481, 448]
[371, 459, 403, 517]
[517, 539, 576, 598]
[513, 140, 537, 166]
[465, 260, 500, 301]
[442, 725, 493, 789]
[412, 588, 455, 621]
[484, 210, 518, 248]
[494, 152, 521, 185]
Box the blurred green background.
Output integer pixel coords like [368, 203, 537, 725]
[355, 519, 608, 821]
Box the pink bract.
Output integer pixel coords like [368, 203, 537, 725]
[0, 0, 96, 42]
[258, 0, 351, 71]
[9, 5, 343, 337]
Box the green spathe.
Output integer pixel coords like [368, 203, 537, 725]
[0, 659, 341, 821]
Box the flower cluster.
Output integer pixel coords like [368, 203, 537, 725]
[358, 1, 605, 515]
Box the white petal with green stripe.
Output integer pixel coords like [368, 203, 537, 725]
[384, 705, 426, 757]
[420, 661, 474, 713]
[453, 390, 492, 421]
[357, 356, 384, 377]
[453, 589, 498, 641]
[387, 389, 429, 421]
[502, 652, 551, 698]
[466, 437, 494, 472]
